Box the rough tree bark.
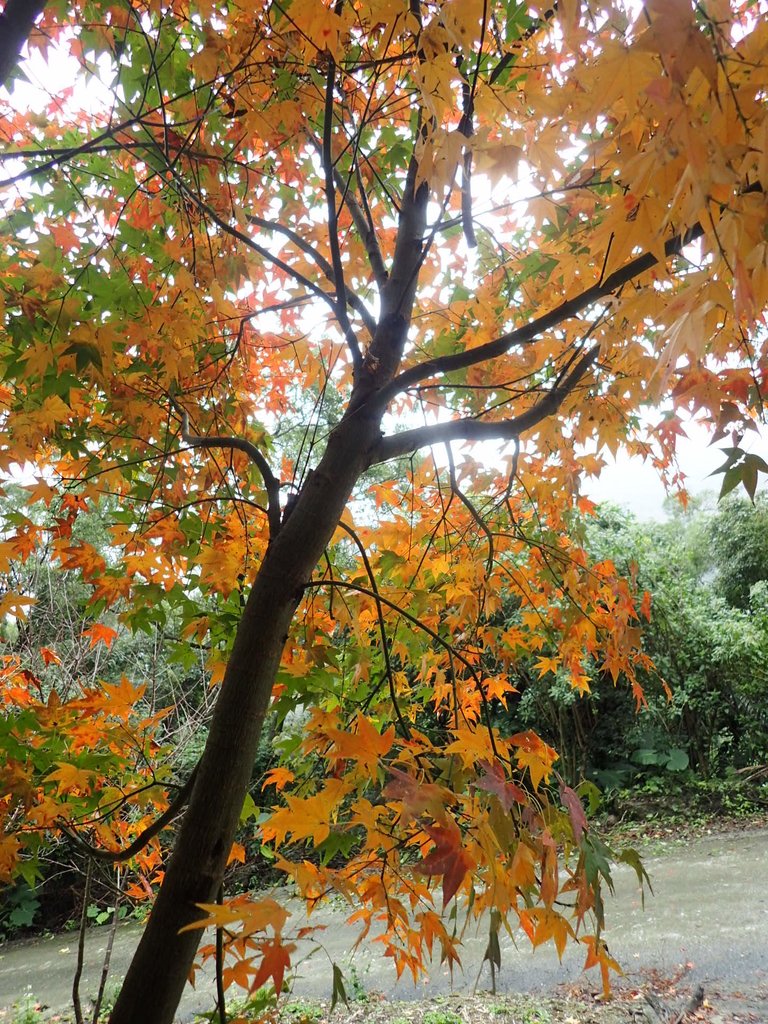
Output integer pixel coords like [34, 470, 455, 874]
[108, 174, 429, 1024]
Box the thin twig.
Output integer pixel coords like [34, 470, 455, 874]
[444, 443, 494, 577]
[215, 883, 227, 1024]
[305, 129, 389, 289]
[323, 58, 363, 370]
[371, 344, 600, 462]
[92, 867, 125, 1024]
[72, 858, 93, 1024]
[380, 183, 764, 401]
[336, 520, 412, 740]
[60, 766, 198, 863]
[246, 213, 376, 336]
[348, 162, 389, 287]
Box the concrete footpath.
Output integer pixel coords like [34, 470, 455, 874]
[1, 829, 766, 1020]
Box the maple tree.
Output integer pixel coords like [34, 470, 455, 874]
[1, 1, 767, 1022]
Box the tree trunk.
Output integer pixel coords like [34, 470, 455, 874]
[0, 0, 48, 89]
[109, 375, 390, 1023]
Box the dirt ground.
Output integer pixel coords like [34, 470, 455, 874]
[277, 993, 635, 1024]
[270, 985, 767, 1024]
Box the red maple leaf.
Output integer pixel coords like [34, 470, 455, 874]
[559, 782, 588, 843]
[475, 759, 527, 811]
[417, 821, 475, 907]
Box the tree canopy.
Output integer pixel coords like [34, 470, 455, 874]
[0, 2, 767, 1022]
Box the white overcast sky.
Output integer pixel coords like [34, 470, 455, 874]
[583, 420, 766, 519]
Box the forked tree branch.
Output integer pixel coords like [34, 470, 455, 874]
[179, 410, 282, 539]
[370, 186, 762, 462]
[167, 168, 362, 344]
[246, 212, 377, 337]
[488, 4, 559, 84]
[344, 162, 389, 288]
[59, 767, 198, 863]
[377, 187, 763, 406]
[445, 443, 494, 576]
[305, 129, 389, 291]
[370, 344, 599, 463]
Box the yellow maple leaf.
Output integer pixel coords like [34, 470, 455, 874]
[509, 731, 558, 790]
[261, 778, 351, 847]
[45, 762, 95, 796]
[180, 896, 291, 941]
[443, 726, 498, 768]
[534, 656, 560, 678]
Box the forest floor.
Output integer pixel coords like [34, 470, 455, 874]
[263, 984, 766, 1024]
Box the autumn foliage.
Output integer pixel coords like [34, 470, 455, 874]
[0, 0, 767, 1021]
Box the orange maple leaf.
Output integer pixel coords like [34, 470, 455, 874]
[227, 842, 246, 865]
[582, 934, 623, 997]
[249, 937, 296, 995]
[24, 479, 57, 506]
[262, 766, 295, 792]
[0, 834, 21, 883]
[526, 907, 575, 960]
[222, 957, 255, 992]
[81, 623, 118, 649]
[40, 647, 61, 666]
[99, 677, 146, 714]
[326, 713, 395, 778]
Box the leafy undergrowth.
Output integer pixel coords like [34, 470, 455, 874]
[602, 809, 768, 851]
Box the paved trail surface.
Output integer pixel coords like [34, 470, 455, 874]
[1, 829, 766, 1021]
